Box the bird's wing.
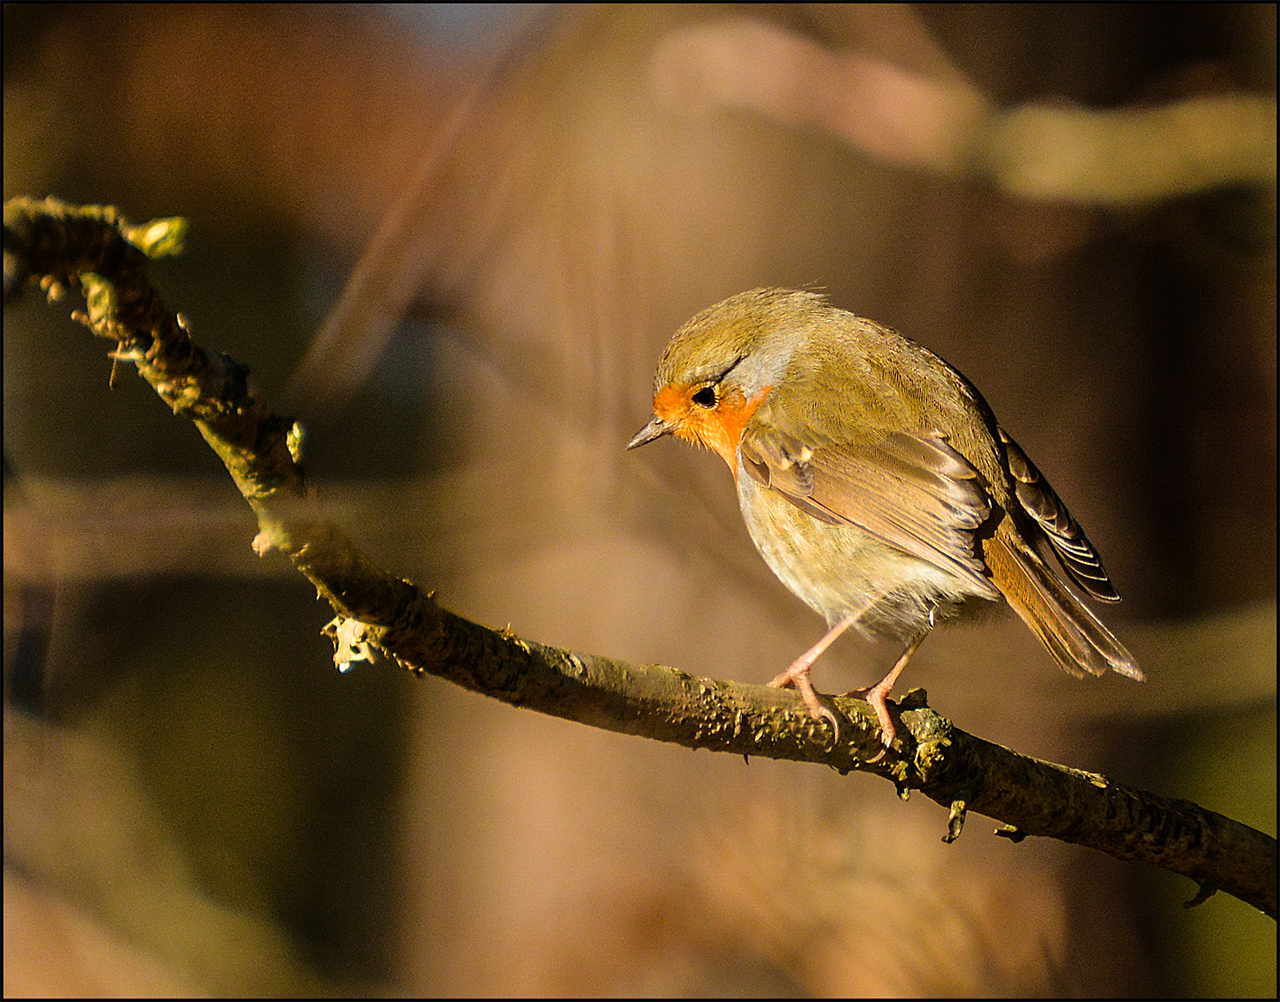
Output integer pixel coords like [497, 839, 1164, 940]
[740, 422, 1001, 600]
[997, 427, 1120, 602]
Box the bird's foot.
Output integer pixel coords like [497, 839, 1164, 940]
[768, 663, 840, 746]
[844, 630, 930, 761]
[843, 680, 897, 762]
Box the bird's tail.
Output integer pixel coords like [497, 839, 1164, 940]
[985, 535, 1143, 681]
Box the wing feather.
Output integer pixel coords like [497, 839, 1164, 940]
[998, 428, 1121, 602]
[740, 424, 1000, 600]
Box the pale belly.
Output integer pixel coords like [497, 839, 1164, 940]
[735, 468, 998, 639]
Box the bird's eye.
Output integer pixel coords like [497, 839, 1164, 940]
[691, 385, 717, 408]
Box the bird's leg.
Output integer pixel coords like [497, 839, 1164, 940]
[845, 628, 930, 754]
[768, 613, 856, 712]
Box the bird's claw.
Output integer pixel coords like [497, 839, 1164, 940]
[768, 667, 840, 748]
[844, 683, 897, 761]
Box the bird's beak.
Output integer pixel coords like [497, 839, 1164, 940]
[626, 414, 675, 450]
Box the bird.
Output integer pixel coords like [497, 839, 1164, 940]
[627, 288, 1142, 751]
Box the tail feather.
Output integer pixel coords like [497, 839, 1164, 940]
[985, 535, 1143, 681]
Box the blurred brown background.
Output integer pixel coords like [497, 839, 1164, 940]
[4, 4, 1275, 996]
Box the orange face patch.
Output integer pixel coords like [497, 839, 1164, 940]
[653, 382, 772, 477]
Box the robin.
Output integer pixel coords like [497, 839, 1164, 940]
[627, 288, 1142, 751]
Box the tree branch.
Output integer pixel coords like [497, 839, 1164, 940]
[5, 196, 1274, 919]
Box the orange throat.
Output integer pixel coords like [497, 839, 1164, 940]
[652, 383, 771, 480]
